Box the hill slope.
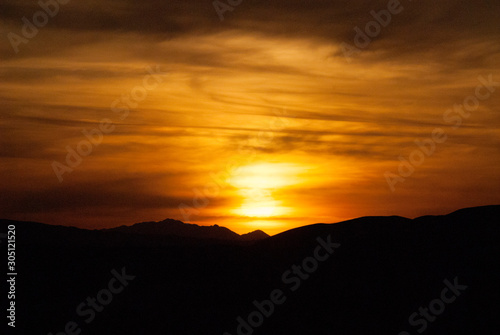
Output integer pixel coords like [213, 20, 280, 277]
[1, 205, 499, 335]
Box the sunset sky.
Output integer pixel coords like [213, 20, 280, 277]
[1, 0, 499, 235]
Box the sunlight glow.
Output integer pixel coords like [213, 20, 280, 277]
[229, 163, 302, 218]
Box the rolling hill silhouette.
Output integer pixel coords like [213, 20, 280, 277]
[1, 205, 499, 335]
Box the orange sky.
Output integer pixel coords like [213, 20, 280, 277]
[1, 0, 499, 235]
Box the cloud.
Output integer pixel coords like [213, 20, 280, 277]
[1, 0, 498, 61]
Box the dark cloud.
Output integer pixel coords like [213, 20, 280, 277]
[2, 0, 499, 62]
[0, 172, 232, 213]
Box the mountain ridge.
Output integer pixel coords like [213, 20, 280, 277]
[100, 218, 271, 241]
[1, 204, 498, 242]
[1, 204, 499, 334]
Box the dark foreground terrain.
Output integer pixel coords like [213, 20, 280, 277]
[1, 205, 499, 334]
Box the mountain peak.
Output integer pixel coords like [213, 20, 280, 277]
[103, 219, 269, 242]
[240, 230, 270, 241]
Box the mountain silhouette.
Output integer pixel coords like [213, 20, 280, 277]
[101, 218, 269, 241]
[240, 229, 270, 241]
[1, 205, 499, 335]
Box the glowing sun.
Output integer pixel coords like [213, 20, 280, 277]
[228, 163, 301, 218]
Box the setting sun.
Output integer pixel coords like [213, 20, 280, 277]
[228, 163, 302, 218]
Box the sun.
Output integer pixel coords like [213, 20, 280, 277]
[238, 205, 277, 217]
[228, 163, 301, 218]
[234, 188, 284, 217]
